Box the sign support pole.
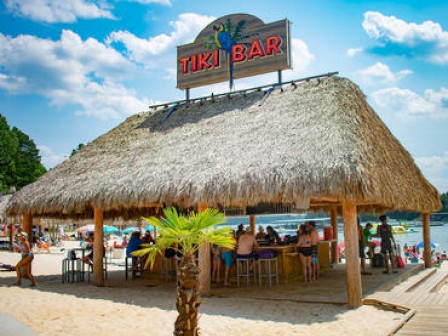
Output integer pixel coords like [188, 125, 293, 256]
[185, 88, 190, 102]
[278, 70, 282, 85]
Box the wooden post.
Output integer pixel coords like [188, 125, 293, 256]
[23, 213, 33, 244]
[422, 213, 431, 268]
[93, 208, 104, 286]
[330, 206, 339, 264]
[249, 214, 256, 235]
[8, 223, 14, 251]
[342, 201, 362, 308]
[197, 202, 211, 297]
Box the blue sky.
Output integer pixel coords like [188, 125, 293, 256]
[1, 0, 447, 193]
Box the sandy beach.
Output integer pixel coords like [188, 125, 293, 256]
[0, 246, 405, 336]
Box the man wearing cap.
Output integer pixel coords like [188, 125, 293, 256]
[14, 232, 36, 286]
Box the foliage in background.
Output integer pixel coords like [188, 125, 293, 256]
[0, 114, 46, 194]
[70, 143, 85, 157]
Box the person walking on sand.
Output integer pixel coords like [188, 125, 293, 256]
[377, 215, 397, 274]
[14, 232, 36, 287]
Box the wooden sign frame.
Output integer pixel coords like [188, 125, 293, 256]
[177, 14, 291, 90]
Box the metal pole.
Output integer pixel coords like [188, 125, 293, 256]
[185, 88, 190, 102]
[277, 70, 282, 85]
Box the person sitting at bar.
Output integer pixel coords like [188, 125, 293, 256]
[237, 230, 258, 271]
[141, 230, 155, 244]
[235, 223, 245, 242]
[126, 231, 143, 270]
[255, 226, 266, 240]
[266, 226, 280, 244]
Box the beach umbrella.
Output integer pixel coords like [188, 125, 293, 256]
[417, 241, 438, 249]
[76, 224, 94, 232]
[103, 225, 119, 233]
[123, 226, 139, 233]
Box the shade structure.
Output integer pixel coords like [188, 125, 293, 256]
[417, 241, 438, 249]
[5, 76, 440, 218]
[77, 224, 118, 233]
[103, 225, 119, 233]
[76, 224, 94, 232]
[123, 226, 139, 233]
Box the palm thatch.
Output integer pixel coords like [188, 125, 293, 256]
[7, 76, 441, 218]
[0, 195, 13, 223]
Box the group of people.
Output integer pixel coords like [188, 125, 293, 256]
[296, 221, 319, 282]
[358, 215, 398, 275]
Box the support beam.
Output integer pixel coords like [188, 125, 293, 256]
[422, 213, 431, 268]
[22, 213, 33, 245]
[8, 224, 14, 251]
[330, 206, 339, 264]
[93, 208, 104, 286]
[249, 215, 256, 235]
[197, 202, 211, 297]
[342, 202, 362, 308]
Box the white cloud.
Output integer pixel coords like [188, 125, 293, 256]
[362, 11, 448, 64]
[372, 86, 448, 119]
[126, 0, 171, 4]
[359, 62, 412, 84]
[289, 38, 315, 74]
[346, 47, 363, 57]
[4, 0, 114, 23]
[0, 30, 150, 120]
[38, 145, 67, 169]
[415, 151, 448, 193]
[107, 13, 215, 62]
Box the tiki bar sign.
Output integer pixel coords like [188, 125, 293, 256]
[177, 14, 291, 90]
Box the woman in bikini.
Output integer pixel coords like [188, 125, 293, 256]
[297, 224, 313, 282]
[14, 232, 36, 287]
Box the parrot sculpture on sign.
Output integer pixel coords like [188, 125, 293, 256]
[213, 23, 236, 90]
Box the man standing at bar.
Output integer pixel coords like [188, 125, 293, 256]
[308, 221, 320, 280]
[377, 215, 397, 274]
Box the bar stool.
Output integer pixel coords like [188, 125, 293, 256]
[125, 256, 143, 279]
[85, 257, 109, 282]
[258, 257, 279, 286]
[161, 256, 177, 282]
[236, 257, 257, 286]
[62, 258, 83, 283]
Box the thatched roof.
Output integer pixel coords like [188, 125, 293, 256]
[0, 195, 12, 223]
[7, 76, 441, 218]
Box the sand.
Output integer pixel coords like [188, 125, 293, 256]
[0, 247, 403, 336]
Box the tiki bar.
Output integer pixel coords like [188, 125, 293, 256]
[5, 14, 441, 309]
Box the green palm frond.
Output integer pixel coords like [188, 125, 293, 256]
[137, 207, 235, 270]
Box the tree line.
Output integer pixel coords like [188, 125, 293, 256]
[0, 114, 46, 194]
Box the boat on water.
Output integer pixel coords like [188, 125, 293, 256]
[271, 217, 331, 236]
[369, 223, 416, 234]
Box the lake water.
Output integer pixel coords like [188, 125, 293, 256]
[222, 213, 448, 253]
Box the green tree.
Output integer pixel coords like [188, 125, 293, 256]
[0, 115, 18, 193]
[133, 207, 235, 336]
[11, 127, 46, 189]
[70, 143, 85, 157]
[441, 192, 448, 212]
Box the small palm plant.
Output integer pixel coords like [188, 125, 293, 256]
[133, 207, 235, 336]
